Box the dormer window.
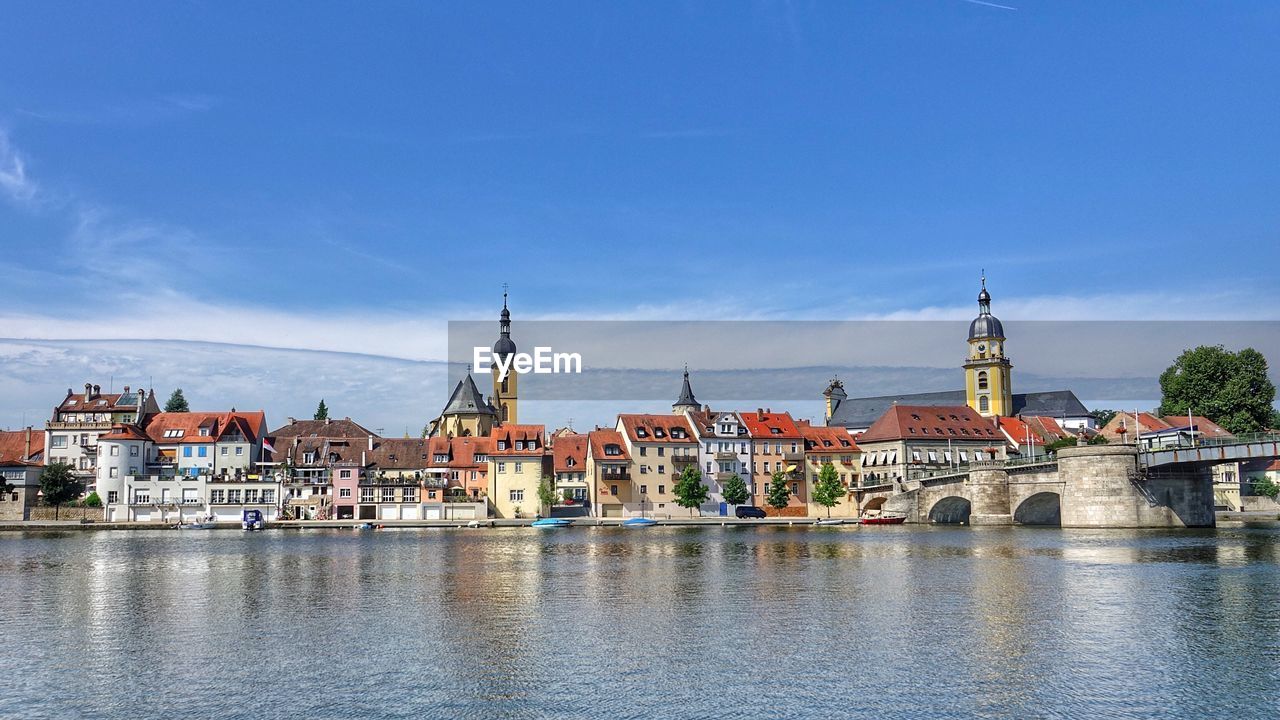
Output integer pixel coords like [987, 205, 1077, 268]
[910, 414, 921, 421]
[653, 428, 666, 439]
[636, 428, 648, 438]
[515, 441, 524, 450]
[498, 441, 508, 450]
[163, 429, 184, 438]
[604, 444, 621, 456]
[770, 428, 782, 435]
[566, 458, 576, 467]
[434, 454, 448, 463]
[199, 428, 210, 437]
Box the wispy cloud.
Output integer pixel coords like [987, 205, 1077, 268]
[0, 130, 37, 203]
[17, 93, 220, 127]
[960, 0, 1018, 10]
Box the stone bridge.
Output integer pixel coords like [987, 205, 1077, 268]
[871, 445, 1220, 528]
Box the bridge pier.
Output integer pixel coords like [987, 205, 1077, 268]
[1058, 445, 1214, 528]
[968, 465, 1012, 526]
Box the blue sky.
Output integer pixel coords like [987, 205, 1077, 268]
[1, 2, 1278, 430]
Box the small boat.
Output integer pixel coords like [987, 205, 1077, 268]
[860, 515, 906, 525]
[813, 518, 844, 526]
[531, 518, 572, 528]
[179, 520, 216, 529]
[354, 522, 375, 531]
[622, 517, 658, 528]
[241, 509, 265, 531]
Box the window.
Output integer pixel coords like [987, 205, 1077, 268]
[658, 485, 665, 495]
[135, 490, 150, 504]
[245, 489, 259, 504]
[163, 429, 184, 438]
[657, 465, 665, 475]
[497, 441, 507, 451]
[497, 462, 506, 473]
[640, 465, 648, 475]
[361, 488, 376, 503]
[107, 491, 119, 504]
[262, 489, 275, 504]
[911, 450, 921, 462]
[610, 485, 618, 495]
[198, 447, 208, 458]
[928, 451, 938, 463]
[977, 371, 989, 390]
[51, 435, 68, 449]
[515, 441, 524, 451]
[210, 490, 225, 504]
[640, 485, 647, 494]
[979, 396, 989, 413]
[510, 489, 524, 503]
[975, 451, 987, 462]
[129, 466, 137, 475]
[130, 445, 139, 457]
[109, 445, 119, 457]
[514, 462, 523, 473]
[228, 489, 242, 503]
[657, 447, 664, 457]
[791, 483, 798, 494]
[199, 427, 211, 437]
[221, 447, 229, 456]
[109, 467, 118, 478]
[340, 470, 352, 479]
[340, 488, 352, 498]
[183, 447, 192, 457]
[382, 488, 395, 502]
[403, 488, 417, 503]
[639, 446, 647, 456]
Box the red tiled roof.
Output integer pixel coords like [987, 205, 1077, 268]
[0, 429, 43, 466]
[1022, 415, 1069, 441]
[1160, 416, 1232, 438]
[998, 416, 1045, 446]
[366, 437, 432, 468]
[489, 425, 546, 456]
[801, 425, 859, 453]
[98, 424, 151, 442]
[268, 417, 378, 439]
[144, 411, 266, 444]
[552, 434, 587, 473]
[616, 415, 697, 444]
[56, 392, 133, 412]
[587, 429, 631, 462]
[859, 405, 1000, 443]
[739, 411, 801, 439]
[426, 435, 493, 470]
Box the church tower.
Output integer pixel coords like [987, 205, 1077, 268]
[491, 289, 518, 424]
[672, 365, 700, 415]
[964, 274, 1013, 417]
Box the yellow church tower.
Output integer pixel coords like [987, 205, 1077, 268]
[491, 289, 518, 424]
[964, 274, 1013, 417]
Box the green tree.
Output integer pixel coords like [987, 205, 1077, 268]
[83, 491, 103, 508]
[164, 388, 190, 413]
[536, 474, 557, 516]
[811, 462, 844, 518]
[39, 463, 82, 520]
[721, 473, 749, 507]
[1045, 437, 1078, 454]
[765, 470, 791, 510]
[672, 464, 710, 517]
[1157, 346, 1276, 435]
[1088, 434, 1109, 445]
[1253, 475, 1280, 499]
[1089, 409, 1118, 427]
[314, 399, 330, 421]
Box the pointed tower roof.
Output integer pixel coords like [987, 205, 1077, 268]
[442, 375, 497, 417]
[673, 365, 699, 412]
[493, 288, 516, 359]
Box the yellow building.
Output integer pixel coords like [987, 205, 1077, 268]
[487, 424, 546, 518]
[963, 276, 1013, 417]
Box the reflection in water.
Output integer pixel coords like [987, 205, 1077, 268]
[2, 525, 1280, 719]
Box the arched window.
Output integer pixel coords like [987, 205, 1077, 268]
[977, 371, 989, 391]
[502, 404, 509, 422]
[979, 396, 990, 413]
[501, 376, 510, 394]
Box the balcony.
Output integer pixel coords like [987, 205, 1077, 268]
[47, 421, 113, 431]
[601, 471, 632, 482]
[714, 471, 740, 483]
[671, 454, 696, 466]
[782, 451, 805, 462]
[714, 450, 739, 461]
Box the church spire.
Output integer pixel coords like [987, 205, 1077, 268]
[673, 364, 700, 414]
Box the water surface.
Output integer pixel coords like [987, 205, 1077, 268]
[2, 525, 1279, 719]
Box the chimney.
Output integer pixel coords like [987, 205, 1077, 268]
[85, 383, 92, 401]
[757, 408, 764, 416]
[24, 426, 32, 461]
[93, 384, 100, 396]
[368, 435, 374, 451]
[123, 385, 130, 394]
[287, 417, 296, 425]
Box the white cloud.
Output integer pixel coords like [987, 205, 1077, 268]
[0, 130, 37, 203]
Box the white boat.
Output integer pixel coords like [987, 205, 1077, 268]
[179, 521, 216, 529]
[242, 509, 265, 531]
[814, 518, 844, 526]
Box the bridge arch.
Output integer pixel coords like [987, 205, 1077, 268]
[861, 496, 887, 514]
[928, 496, 971, 524]
[1013, 491, 1062, 526]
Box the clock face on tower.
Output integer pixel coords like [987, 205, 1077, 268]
[977, 344, 986, 353]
